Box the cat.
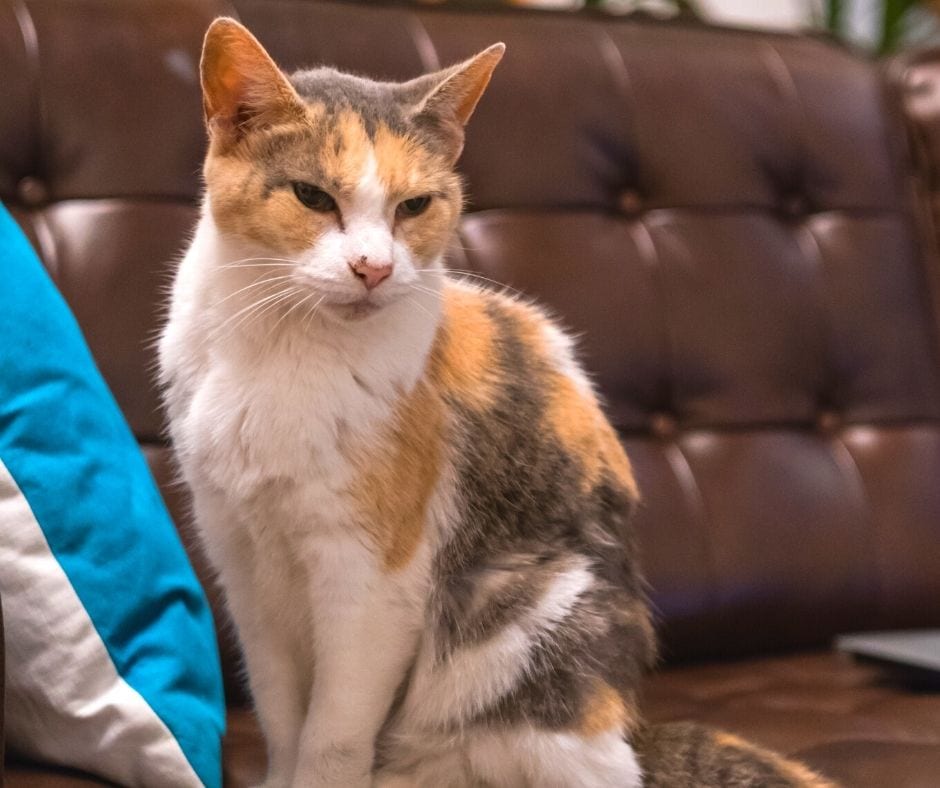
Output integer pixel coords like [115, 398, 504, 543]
[158, 17, 838, 788]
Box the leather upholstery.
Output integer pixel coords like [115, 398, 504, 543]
[644, 652, 940, 788]
[2, 1, 939, 785]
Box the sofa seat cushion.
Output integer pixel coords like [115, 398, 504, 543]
[217, 650, 940, 787]
[9, 651, 935, 786]
[2, 764, 107, 787]
[645, 650, 940, 788]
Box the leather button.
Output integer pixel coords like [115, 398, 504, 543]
[781, 193, 809, 217]
[618, 189, 643, 215]
[650, 412, 678, 439]
[906, 77, 933, 97]
[17, 176, 49, 207]
[816, 410, 841, 434]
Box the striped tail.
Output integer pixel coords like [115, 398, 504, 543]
[637, 722, 838, 788]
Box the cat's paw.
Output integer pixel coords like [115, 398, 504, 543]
[251, 760, 295, 788]
[295, 741, 373, 788]
[302, 774, 371, 788]
[372, 774, 413, 788]
[252, 779, 290, 788]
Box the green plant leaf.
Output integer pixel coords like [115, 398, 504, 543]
[674, 0, 700, 14]
[881, 0, 920, 53]
[826, 0, 844, 34]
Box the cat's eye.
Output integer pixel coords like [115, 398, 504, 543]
[397, 195, 432, 218]
[292, 182, 337, 213]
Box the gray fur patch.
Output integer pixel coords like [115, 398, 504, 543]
[423, 298, 654, 733]
[290, 68, 410, 138]
[288, 67, 457, 158]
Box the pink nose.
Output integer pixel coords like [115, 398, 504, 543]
[349, 257, 393, 290]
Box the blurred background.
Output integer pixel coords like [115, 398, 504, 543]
[4, 0, 940, 784]
[444, 0, 940, 55]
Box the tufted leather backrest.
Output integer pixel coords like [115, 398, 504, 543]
[3, 0, 940, 691]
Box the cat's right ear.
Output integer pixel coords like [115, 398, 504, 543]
[401, 44, 505, 162]
[200, 18, 303, 147]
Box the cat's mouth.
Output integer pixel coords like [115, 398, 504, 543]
[329, 298, 383, 321]
[324, 296, 388, 322]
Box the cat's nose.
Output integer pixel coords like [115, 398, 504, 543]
[349, 257, 393, 290]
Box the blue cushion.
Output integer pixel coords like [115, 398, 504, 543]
[0, 204, 224, 787]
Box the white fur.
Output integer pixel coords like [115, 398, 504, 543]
[399, 559, 594, 729]
[353, 148, 389, 220]
[378, 560, 643, 787]
[375, 727, 641, 788]
[473, 727, 642, 788]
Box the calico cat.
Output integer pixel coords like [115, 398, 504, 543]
[159, 17, 837, 788]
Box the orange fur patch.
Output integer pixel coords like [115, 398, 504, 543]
[713, 732, 836, 787]
[205, 154, 324, 253]
[546, 375, 636, 496]
[373, 124, 462, 263]
[348, 379, 445, 571]
[577, 681, 633, 737]
[206, 108, 373, 252]
[430, 285, 500, 411]
[595, 415, 638, 499]
[205, 110, 462, 266]
[499, 297, 546, 350]
[374, 124, 427, 198]
[500, 300, 638, 497]
[320, 109, 372, 194]
[714, 731, 760, 753]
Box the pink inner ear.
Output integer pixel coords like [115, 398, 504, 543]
[202, 45, 241, 124]
[202, 20, 290, 129]
[202, 49, 304, 142]
[211, 67, 247, 121]
[422, 48, 503, 128]
[449, 65, 494, 124]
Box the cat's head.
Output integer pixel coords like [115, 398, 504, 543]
[199, 18, 503, 321]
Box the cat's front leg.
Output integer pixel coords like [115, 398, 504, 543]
[293, 535, 426, 788]
[191, 489, 308, 788]
[227, 566, 307, 788]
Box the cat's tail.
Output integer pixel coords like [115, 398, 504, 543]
[634, 721, 838, 788]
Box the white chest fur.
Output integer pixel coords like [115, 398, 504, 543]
[159, 215, 445, 788]
[188, 335, 388, 502]
[159, 216, 441, 538]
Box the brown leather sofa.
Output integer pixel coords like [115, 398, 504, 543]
[3, 0, 940, 785]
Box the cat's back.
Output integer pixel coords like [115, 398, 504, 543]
[432, 278, 637, 503]
[428, 279, 640, 581]
[395, 279, 655, 745]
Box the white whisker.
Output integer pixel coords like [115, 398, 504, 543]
[214, 274, 297, 308]
[220, 286, 301, 335]
[418, 268, 522, 296]
[302, 295, 327, 331]
[404, 296, 436, 320]
[267, 289, 320, 338]
[407, 283, 445, 301]
[241, 288, 303, 332]
[216, 256, 299, 269]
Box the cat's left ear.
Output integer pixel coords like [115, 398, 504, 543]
[405, 43, 505, 158]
